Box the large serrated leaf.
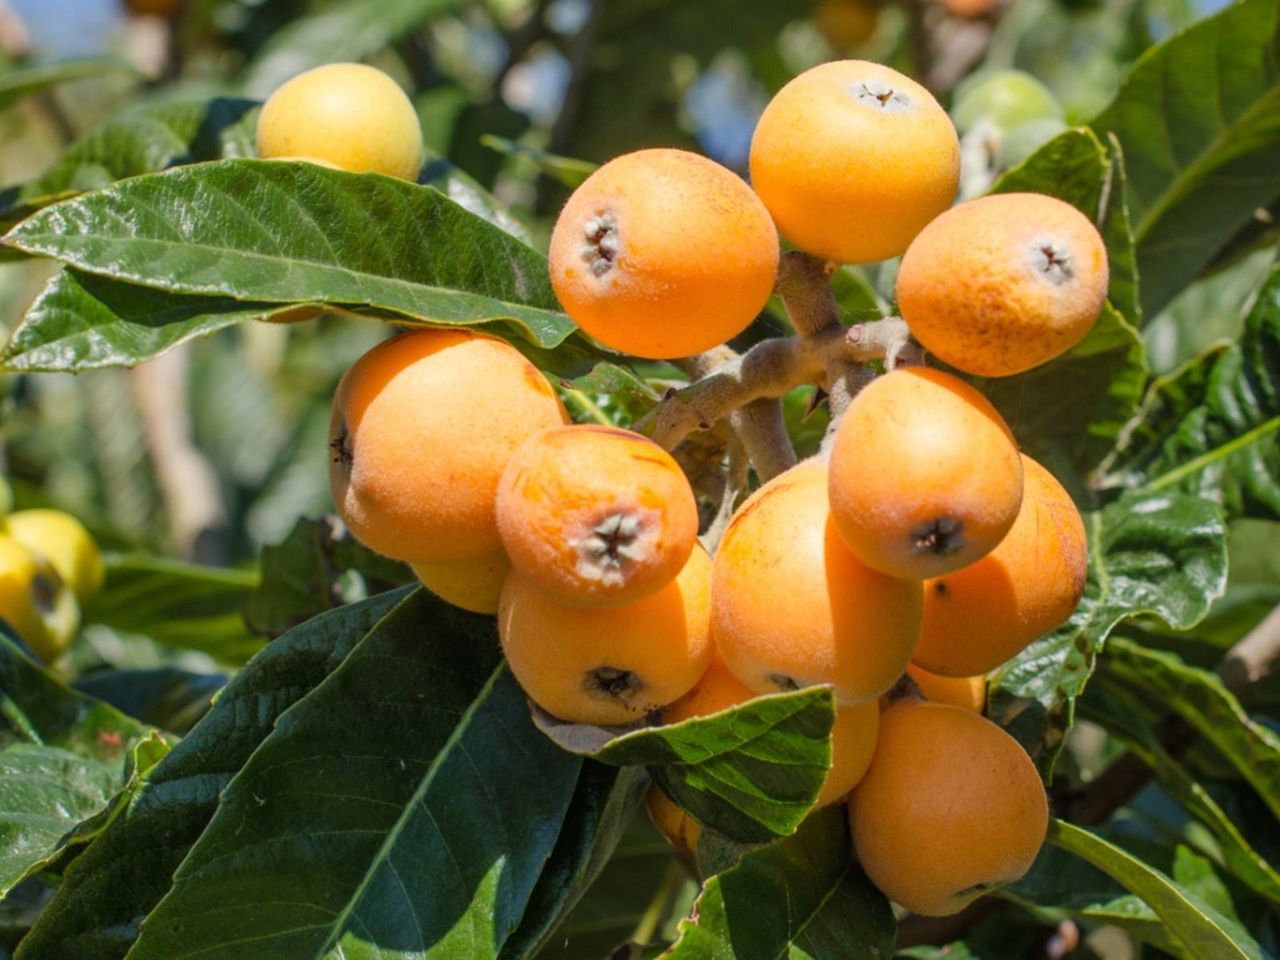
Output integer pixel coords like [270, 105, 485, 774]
[1048, 820, 1265, 960]
[538, 687, 836, 844]
[3, 160, 574, 350]
[13, 589, 411, 960]
[662, 806, 894, 960]
[1090, 0, 1280, 317]
[0, 635, 162, 896]
[1094, 264, 1280, 520]
[87, 554, 260, 665]
[0, 58, 140, 111]
[1101, 637, 1280, 822]
[989, 490, 1227, 777]
[126, 589, 583, 960]
[1080, 677, 1280, 905]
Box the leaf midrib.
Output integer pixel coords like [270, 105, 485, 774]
[1140, 416, 1280, 492]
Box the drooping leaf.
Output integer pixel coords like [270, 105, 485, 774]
[13, 589, 411, 960]
[0, 58, 140, 111]
[479, 136, 598, 189]
[87, 554, 260, 665]
[1048, 820, 1265, 960]
[1090, 0, 1280, 317]
[1101, 637, 1280, 823]
[662, 806, 894, 960]
[1080, 676, 1280, 905]
[1093, 264, 1280, 520]
[125, 589, 583, 960]
[989, 490, 1227, 777]
[0, 268, 318, 373]
[538, 686, 836, 843]
[243, 516, 411, 639]
[4, 160, 574, 350]
[73, 668, 227, 736]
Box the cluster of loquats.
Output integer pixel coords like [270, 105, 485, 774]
[0, 478, 104, 664]
[307, 54, 1106, 919]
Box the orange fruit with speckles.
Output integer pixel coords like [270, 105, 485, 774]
[906, 663, 986, 713]
[499, 545, 713, 726]
[712, 458, 922, 706]
[749, 60, 959, 264]
[548, 148, 779, 359]
[828, 367, 1023, 580]
[496, 425, 697, 608]
[850, 700, 1047, 916]
[897, 193, 1108, 376]
[329, 329, 566, 564]
[912, 454, 1087, 677]
[411, 550, 511, 615]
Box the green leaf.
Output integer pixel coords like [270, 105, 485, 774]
[1080, 677, 1280, 905]
[1048, 820, 1265, 960]
[0, 635, 162, 896]
[418, 153, 532, 242]
[990, 489, 1227, 777]
[0, 58, 140, 111]
[539, 687, 837, 843]
[14, 589, 411, 960]
[1089, 0, 1280, 317]
[242, 0, 467, 97]
[87, 554, 260, 665]
[243, 517, 412, 639]
[479, 136, 598, 189]
[663, 806, 894, 960]
[0, 268, 316, 373]
[1093, 264, 1280, 520]
[73, 668, 226, 736]
[126, 589, 582, 960]
[4, 160, 574, 350]
[1102, 637, 1280, 823]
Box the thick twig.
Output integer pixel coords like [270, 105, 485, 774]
[729, 398, 796, 483]
[775, 251, 839, 337]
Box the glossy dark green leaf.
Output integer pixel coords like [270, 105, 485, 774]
[87, 554, 260, 665]
[14, 589, 411, 960]
[1048, 820, 1264, 959]
[243, 517, 412, 639]
[242, 0, 467, 97]
[126, 589, 582, 960]
[4, 160, 574, 350]
[1102, 637, 1280, 822]
[990, 490, 1227, 777]
[1093, 264, 1280, 520]
[0, 58, 140, 110]
[1080, 676, 1280, 905]
[540, 687, 836, 843]
[663, 806, 894, 960]
[73, 668, 226, 736]
[1090, 0, 1280, 317]
[418, 154, 531, 241]
[0, 268, 316, 373]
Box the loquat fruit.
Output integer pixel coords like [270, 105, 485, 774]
[905, 663, 986, 713]
[5, 509, 104, 605]
[410, 549, 511, 616]
[0, 535, 80, 663]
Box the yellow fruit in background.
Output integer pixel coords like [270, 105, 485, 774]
[849, 700, 1047, 916]
[647, 786, 702, 860]
[548, 148, 779, 359]
[499, 545, 713, 726]
[827, 367, 1024, 581]
[411, 550, 511, 615]
[912, 454, 1088, 677]
[897, 192, 1109, 377]
[813, 0, 880, 51]
[0, 536, 80, 663]
[711, 458, 922, 705]
[749, 60, 959, 264]
[5, 509, 104, 605]
[905, 663, 986, 713]
[256, 63, 424, 181]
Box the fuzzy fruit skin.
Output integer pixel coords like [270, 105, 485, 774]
[828, 367, 1023, 580]
[499, 545, 713, 726]
[256, 63, 423, 181]
[712, 458, 922, 706]
[411, 549, 511, 615]
[906, 663, 986, 713]
[849, 700, 1048, 916]
[664, 657, 880, 806]
[647, 787, 702, 860]
[329, 329, 567, 564]
[897, 193, 1108, 377]
[912, 454, 1087, 677]
[5, 509, 104, 605]
[548, 149, 779, 359]
[749, 60, 959, 264]
[0, 536, 80, 663]
[496, 425, 697, 608]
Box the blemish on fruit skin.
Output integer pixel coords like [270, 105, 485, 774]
[767, 673, 801, 691]
[330, 422, 353, 468]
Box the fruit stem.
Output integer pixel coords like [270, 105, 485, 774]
[775, 250, 840, 338]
